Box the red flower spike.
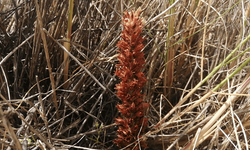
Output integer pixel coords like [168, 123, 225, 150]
[114, 8, 149, 150]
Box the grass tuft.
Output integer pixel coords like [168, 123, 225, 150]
[0, 0, 250, 149]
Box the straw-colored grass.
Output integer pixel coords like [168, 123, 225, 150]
[0, 0, 250, 149]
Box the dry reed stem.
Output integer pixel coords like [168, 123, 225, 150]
[177, 0, 196, 79]
[63, 0, 74, 89]
[201, 0, 212, 81]
[164, 0, 176, 98]
[34, 0, 59, 119]
[35, 75, 52, 143]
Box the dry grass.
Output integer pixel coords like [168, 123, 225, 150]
[0, 0, 250, 149]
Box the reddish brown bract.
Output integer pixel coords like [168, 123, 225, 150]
[113, 8, 149, 150]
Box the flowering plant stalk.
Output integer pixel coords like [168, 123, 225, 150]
[113, 8, 149, 150]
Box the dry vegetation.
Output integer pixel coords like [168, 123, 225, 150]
[0, 0, 250, 149]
